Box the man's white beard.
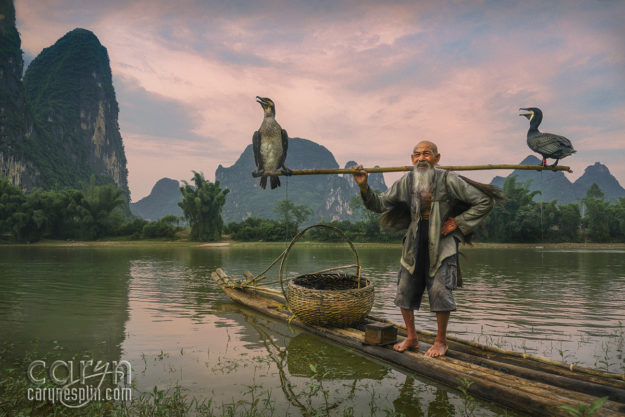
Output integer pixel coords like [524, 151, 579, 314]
[412, 163, 434, 213]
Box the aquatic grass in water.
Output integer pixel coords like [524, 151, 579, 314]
[1, 342, 520, 417]
[593, 320, 625, 373]
[457, 378, 477, 417]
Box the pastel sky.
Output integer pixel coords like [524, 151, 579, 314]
[15, 0, 625, 201]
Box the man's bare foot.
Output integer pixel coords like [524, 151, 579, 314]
[425, 341, 448, 357]
[393, 338, 418, 352]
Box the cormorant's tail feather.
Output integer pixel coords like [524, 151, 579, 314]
[260, 177, 267, 189]
[458, 175, 505, 201]
[379, 202, 411, 231]
[270, 176, 280, 189]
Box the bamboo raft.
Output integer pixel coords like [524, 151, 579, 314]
[212, 268, 625, 417]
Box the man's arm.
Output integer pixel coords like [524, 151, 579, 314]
[446, 174, 494, 235]
[351, 164, 404, 214]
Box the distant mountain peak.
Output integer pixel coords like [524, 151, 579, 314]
[151, 178, 180, 194]
[573, 161, 625, 201]
[491, 156, 625, 203]
[215, 137, 386, 223]
[583, 162, 609, 175]
[57, 28, 101, 45]
[520, 155, 542, 165]
[130, 177, 182, 221]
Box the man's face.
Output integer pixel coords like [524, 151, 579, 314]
[411, 143, 440, 169]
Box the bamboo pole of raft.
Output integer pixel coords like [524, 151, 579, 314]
[258, 164, 572, 176]
[210, 273, 625, 416]
[214, 278, 625, 386]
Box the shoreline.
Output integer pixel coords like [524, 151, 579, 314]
[465, 242, 625, 250]
[1, 239, 624, 250]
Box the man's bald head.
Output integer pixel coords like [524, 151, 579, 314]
[413, 141, 438, 156]
[411, 141, 441, 168]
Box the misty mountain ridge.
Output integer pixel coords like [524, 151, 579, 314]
[130, 137, 388, 223]
[215, 137, 387, 223]
[491, 155, 625, 204]
[134, 145, 624, 224]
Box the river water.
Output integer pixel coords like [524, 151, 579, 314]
[1, 243, 624, 416]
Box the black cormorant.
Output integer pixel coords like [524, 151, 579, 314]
[252, 97, 291, 189]
[519, 107, 576, 167]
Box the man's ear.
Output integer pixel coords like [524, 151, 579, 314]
[434, 153, 441, 164]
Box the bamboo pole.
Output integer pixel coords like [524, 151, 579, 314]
[256, 164, 572, 177]
[211, 273, 625, 416]
[368, 314, 625, 383]
[223, 280, 625, 386]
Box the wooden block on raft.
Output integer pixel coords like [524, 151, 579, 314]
[363, 323, 397, 346]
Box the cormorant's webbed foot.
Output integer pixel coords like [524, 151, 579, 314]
[541, 159, 547, 167]
[252, 169, 265, 178]
[550, 160, 559, 167]
[281, 166, 293, 176]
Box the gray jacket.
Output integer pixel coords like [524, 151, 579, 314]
[361, 168, 494, 276]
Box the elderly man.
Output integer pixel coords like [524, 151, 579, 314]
[352, 141, 494, 357]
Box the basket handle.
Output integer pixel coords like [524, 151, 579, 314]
[279, 224, 361, 305]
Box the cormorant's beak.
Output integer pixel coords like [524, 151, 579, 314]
[519, 108, 532, 120]
[256, 96, 268, 109]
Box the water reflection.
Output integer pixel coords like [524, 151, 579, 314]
[1, 244, 623, 416]
[0, 246, 130, 361]
[286, 333, 388, 380]
[211, 300, 513, 417]
[391, 375, 457, 417]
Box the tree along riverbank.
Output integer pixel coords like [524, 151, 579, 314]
[3, 174, 624, 244]
[223, 176, 625, 244]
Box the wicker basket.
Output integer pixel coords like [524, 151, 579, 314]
[279, 224, 374, 327]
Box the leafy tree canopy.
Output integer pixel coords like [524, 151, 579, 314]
[178, 172, 229, 241]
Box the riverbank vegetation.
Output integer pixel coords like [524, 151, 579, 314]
[225, 177, 625, 244]
[2, 175, 624, 244]
[179, 171, 228, 242]
[0, 177, 183, 243]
